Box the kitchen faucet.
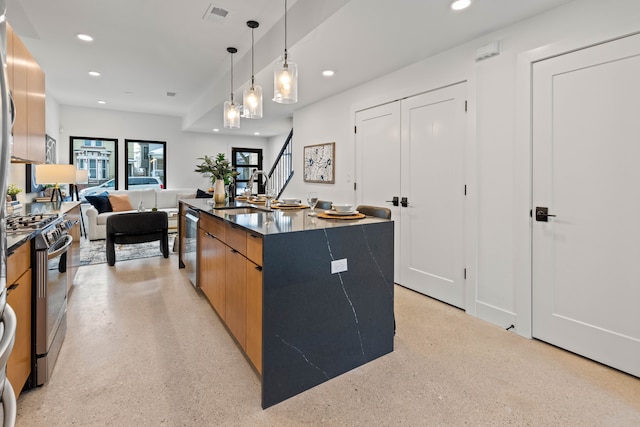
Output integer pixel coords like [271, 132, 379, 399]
[248, 170, 274, 208]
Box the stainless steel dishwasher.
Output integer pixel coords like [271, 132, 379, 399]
[184, 208, 199, 287]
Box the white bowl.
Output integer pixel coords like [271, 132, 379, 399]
[281, 198, 299, 204]
[332, 203, 354, 213]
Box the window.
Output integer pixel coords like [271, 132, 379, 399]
[69, 136, 118, 191]
[124, 139, 166, 190]
[232, 148, 263, 195]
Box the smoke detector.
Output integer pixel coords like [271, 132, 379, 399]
[203, 4, 229, 22]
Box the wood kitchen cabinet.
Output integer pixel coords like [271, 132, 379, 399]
[246, 259, 262, 373]
[6, 23, 46, 163]
[199, 227, 226, 318]
[67, 205, 81, 294]
[197, 211, 263, 372]
[6, 241, 32, 398]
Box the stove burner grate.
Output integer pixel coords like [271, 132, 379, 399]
[6, 214, 58, 231]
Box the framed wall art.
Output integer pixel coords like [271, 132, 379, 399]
[303, 142, 335, 183]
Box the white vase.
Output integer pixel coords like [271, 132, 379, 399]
[214, 179, 226, 203]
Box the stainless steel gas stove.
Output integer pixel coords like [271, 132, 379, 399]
[5, 213, 59, 232]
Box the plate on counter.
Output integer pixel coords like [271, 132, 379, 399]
[324, 210, 359, 216]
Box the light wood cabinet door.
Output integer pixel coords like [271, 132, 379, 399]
[7, 269, 32, 398]
[225, 247, 247, 349]
[7, 239, 32, 398]
[27, 58, 46, 163]
[10, 29, 28, 160]
[246, 233, 263, 266]
[199, 229, 226, 319]
[67, 206, 81, 293]
[246, 261, 262, 373]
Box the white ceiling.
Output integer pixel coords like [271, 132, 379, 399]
[5, 0, 575, 137]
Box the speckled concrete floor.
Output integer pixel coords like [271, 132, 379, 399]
[15, 256, 640, 426]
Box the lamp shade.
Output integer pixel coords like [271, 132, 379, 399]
[75, 169, 89, 184]
[35, 164, 77, 184]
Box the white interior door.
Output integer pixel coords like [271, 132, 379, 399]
[399, 83, 466, 308]
[532, 33, 640, 377]
[355, 102, 401, 282]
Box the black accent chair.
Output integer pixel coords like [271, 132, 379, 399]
[356, 205, 392, 219]
[315, 200, 333, 211]
[106, 211, 169, 266]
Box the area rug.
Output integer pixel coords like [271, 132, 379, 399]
[80, 233, 178, 266]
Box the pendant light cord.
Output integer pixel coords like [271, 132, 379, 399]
[230, 52, 234, 102]
[251, 27, 255, 87]
[283, 0, 288, 63]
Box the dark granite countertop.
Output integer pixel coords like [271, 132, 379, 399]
[6, 201, 81, 253]
[181, 198, 390, 237]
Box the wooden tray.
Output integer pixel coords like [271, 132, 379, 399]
[272, 204, 309, 210]
[317, 212, 366, 220]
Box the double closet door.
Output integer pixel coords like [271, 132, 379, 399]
[355, 83, 467, 309]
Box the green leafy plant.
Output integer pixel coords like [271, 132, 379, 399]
[195, 153, 239, 185]
[6, 184, 22, 197]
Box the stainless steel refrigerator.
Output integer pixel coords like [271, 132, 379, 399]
[0, 0, 18, 425]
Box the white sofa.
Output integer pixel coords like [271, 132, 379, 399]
[85, 188, 195, 240]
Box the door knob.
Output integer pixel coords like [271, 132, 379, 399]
[385, 196, 399, 206]
[535, 206, 556, 222]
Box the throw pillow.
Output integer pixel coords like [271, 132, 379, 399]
[196, 188, 213, 198]
[85, 192, 112, 213]
[108, 193, 134, 212]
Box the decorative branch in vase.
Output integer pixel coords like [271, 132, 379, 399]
[194, 153, 239, 203]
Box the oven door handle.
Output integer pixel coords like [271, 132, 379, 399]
[48, 235, 73, 260]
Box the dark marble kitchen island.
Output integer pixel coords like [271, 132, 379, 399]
[181, 199, 394, 408]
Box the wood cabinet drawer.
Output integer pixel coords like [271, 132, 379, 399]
[246, 232, 263, 266]
[200, 212, 225, 240]
[7, 241, 31, 286]
[7, 268, 32, 397]
[225, 222, 246, 255]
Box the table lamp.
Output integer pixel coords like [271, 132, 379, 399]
[72, 169, 89, 201]
[35, 164, 77, 202]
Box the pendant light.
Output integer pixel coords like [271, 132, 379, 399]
[243, 20, 263, 119]
[273, 0, 298, 104]
[224, 47, 240, 129]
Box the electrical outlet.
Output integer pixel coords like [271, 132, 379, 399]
[331, 258, 348, 274]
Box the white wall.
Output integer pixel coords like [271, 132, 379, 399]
[283, 0, 640, 332]
[58, 106, 272, 191]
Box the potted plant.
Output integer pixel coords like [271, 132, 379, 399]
[6, 183, 22, 201]
[195, 153, 239, 203]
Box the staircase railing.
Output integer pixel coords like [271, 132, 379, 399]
[268, 129, 294, 199]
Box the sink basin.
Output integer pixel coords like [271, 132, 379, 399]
[215, 207, 271, 215]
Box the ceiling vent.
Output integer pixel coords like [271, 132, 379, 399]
[203, 4, 229, 22]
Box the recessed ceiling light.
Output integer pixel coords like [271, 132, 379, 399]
[322, 70, 335, 77]
[88, 71, 100, 77]
[97, 100, 106, 104]
[450, 0, 471, 11]
[254, 132, 260, 136]
[77, 33, 93, 42]
[213, 128, 220, 132]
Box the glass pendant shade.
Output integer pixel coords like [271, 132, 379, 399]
[274, 57, 298, 104]
[243, 84, 263, 118]
[224, 98, 240, 129]
[223, 47, 239, 129]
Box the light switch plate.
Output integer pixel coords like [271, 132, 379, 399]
[331, 258, 348, 274]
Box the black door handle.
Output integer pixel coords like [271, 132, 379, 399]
[385, 196, 399, 207]
[401, 197, 409, 207]
[535, 206, 556, 222]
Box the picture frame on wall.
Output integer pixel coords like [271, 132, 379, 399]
[45, 134, 57, 164]
[303, 142, 335, 184]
